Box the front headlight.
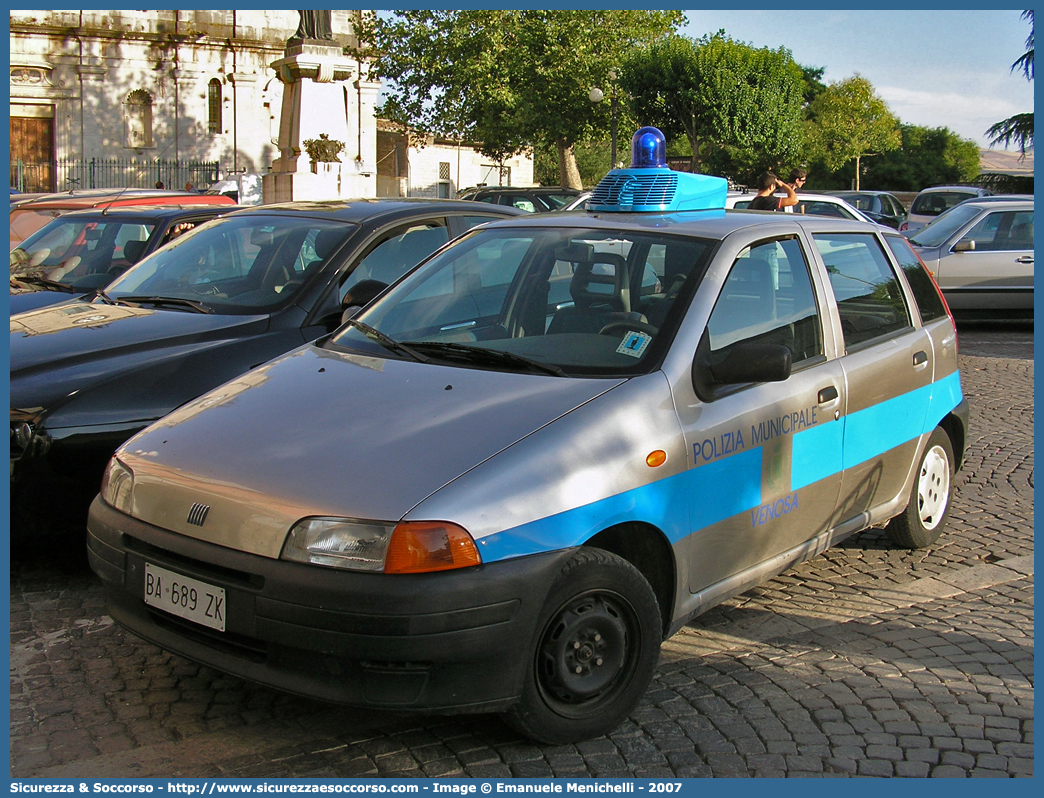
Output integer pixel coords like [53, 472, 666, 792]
[99, 457, 134, 513]
[282, 518, 396, 571]
[282, 518, 481, 573]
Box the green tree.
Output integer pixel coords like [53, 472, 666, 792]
[806, 75, 901, 190]
[863, 125, 980, 191]
[355, 10, 683, 188]
[620, 33, 806, 180]
[987, 10, 1034, 153]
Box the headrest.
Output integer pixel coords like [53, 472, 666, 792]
[122, 239, 148, 263]
[313, 227, 346, 261]
[569, 252, 628, 309]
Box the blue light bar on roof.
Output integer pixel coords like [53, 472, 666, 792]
[589, 127, 727, 213]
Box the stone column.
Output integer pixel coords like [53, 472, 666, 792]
[263, 40, 363, 203]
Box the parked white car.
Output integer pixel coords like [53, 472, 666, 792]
[726, 191, 880, 225]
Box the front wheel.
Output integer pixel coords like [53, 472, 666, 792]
[503, 548, 662, 744]
[886, 427, 954, 548]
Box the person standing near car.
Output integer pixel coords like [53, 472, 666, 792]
[747, 172, 798, 211]
[785, 168, 808, 192]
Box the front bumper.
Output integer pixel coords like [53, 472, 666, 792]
[87, 496, 573, 713]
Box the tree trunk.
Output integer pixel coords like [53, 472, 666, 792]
[557, 140, 583, 189]
[854, 154, 861, 191]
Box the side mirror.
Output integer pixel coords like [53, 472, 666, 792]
[692, 339, 792, 400]
[339, 279, 389, 326]
[710, 342, 792, 385]
[953, 239, 975, 253]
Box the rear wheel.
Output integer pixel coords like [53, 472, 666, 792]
[503, 548, 661, 744]
[887, 427, 954, 548]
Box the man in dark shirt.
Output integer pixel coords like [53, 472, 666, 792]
[747, 172, 798, 212]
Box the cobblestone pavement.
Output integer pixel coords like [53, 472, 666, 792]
[10, 327, 1033, 778]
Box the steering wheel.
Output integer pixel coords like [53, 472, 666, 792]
[599, 320, 659, 337]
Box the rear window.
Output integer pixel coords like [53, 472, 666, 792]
[884, 236, 948, 323]
[910, 191, 978, 217]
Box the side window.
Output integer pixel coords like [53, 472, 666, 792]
[813, 233, 912, 349]
[706, 238, 823, 364]
[461, 215, 505, 232]
[884, 236, 947, 323]
[341, 222, 449, 298]
[958, 210, 1033, 251]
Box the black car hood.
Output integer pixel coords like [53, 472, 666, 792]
[10, 300, 270, 419]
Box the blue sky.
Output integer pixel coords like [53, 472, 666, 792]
[680, 9, 1034, 149]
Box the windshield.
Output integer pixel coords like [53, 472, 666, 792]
[835, 194, 873, 212]
[106, 215, 356, 313]
[326, 226, 715, 377]
[909, 205, 981, 248]
[10, 207, 65, 248]
[11, 215, 158, 290]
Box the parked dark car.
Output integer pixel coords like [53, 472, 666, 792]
[827, 191, 908, 229]
[457, 185, 584, 213]
[10, 190, 235, 249]
[10, 198, 524, 532]
[10, 204, 241, 314]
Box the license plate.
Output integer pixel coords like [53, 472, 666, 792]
[143, 563, 226, 632]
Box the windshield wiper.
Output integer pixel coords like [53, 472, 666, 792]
[344, 319, 430, 363]
[10, 277, 76, 293]
[114, 295, 213, 314]
[405, 341, 566, 377]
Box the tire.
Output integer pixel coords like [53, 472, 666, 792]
[886, 427, 955, 549]
[503, 547, 662, 744]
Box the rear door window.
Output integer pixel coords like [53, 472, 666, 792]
[813, 233, 912, 349]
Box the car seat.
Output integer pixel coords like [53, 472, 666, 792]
[546, 253, 646, 334]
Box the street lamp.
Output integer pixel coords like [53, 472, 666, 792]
[589, 68, 619, 170]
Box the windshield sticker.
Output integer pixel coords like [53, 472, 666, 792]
[617, 331, 652, 358]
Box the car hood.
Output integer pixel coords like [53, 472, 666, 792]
[10, 300, 269, 415]
[115, 344, 624, 558]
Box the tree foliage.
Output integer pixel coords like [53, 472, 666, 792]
[806, 75, 901, 189]
[811, 125, 980, 191]
[354, 10, 683, 187]
[619, 34, 806, 180]
[987, 10, 1034, 153]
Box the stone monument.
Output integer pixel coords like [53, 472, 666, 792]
[263, 11, 381, 203]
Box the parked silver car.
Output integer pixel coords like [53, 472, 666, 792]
[899, 185, 993, 237]
[909, 197, 1033, 315]
[88, 128, 968, 745]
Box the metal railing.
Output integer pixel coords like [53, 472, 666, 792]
[11, 158, 221, 194]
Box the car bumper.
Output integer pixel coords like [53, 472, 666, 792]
[87, 496, 573, 713]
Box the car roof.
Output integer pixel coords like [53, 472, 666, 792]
[12, 193, 234, 210]
[50, 204, 242, 222]
[916, 185, 988, 194]
[831, 190, 898, 197]
[951, 197, 1033, 210]
[465, 186, 582, 194]
[470, 206, 881, 238]
[220, 197, 528, 223]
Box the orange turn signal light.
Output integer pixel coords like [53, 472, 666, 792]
[384, 521, 482, 574]
[646, 450, 668, 468]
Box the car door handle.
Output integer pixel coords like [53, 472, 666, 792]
[913, 350, 929, 370]
[1016, 256, 1034, 263]
[817, 386, 838, 405]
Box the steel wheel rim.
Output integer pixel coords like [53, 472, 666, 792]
[535, 590, 640, 719]
[917, 444, 951, 531]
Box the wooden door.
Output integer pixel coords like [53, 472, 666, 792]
[10, 115, 55, 193]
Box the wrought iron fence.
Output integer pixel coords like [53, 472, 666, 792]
[10, 158, 221, 194]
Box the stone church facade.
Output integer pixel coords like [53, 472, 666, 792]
[9, 10, 532, 197]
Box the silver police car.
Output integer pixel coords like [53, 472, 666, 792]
[88, 129, 968, 744]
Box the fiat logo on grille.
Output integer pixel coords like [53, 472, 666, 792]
[187, 503, 210, 526]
